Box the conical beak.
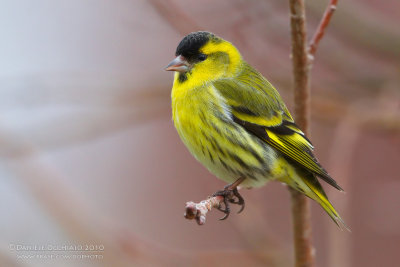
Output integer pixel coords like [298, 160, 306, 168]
[165, 55, 189, 72]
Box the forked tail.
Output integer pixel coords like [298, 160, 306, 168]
[301, 174, 350, 231]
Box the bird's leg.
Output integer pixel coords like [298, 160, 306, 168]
[230, 187, 245, 213]
[212, 177, 246, 220]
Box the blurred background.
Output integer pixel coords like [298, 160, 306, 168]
[0, 0, 399, 266]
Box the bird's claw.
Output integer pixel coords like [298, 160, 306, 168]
[212, 185, 245, 220]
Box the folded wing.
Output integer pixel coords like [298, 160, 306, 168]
[213, 65, 343, 191]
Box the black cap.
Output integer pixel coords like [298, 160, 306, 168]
[175, 31, 215, 58]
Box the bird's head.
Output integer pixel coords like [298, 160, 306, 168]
[165, 32, 242, 87]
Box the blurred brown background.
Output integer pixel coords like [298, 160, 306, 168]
[1, 0, 399, 266]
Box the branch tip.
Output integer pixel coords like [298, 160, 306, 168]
[184, 196, 224, 225]
[308, 0, 339, 57]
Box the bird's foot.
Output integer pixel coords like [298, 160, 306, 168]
[212, 180, 245, 220]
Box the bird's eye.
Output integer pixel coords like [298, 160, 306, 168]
[198, 53, 207, 61]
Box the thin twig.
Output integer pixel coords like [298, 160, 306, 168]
[288, 0, 315, 266]
[185, 178, 245, 225]
[308, 0, 339, 57]
[184, 196, 225, 225]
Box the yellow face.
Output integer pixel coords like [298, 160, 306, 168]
[168, 33, 242, 91]
[193, 40, 242, 79]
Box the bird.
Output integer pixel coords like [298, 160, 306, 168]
[165, 31, 347, 229]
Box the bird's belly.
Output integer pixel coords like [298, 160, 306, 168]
[173, 101, 278, 188]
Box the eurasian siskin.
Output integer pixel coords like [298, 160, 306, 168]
[166, 31, 346, 229]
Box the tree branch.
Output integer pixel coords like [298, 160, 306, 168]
[185, 178, 245, 225]
[288, 0, 339, 266]
[289, 0, 311, 132]
[308, 0, 338, 57]
[184, 196, 225, 225]
[288, 0, 314, 266]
